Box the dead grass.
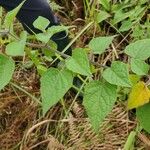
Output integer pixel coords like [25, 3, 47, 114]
[0, 64, 146, 149]
[0, 78, 148, 150]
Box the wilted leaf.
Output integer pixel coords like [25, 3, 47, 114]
[102, 61, 131, 87]
[83, 80, 117, 131]
[128, 81, 150, 110]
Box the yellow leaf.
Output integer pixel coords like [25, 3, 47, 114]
[127, 81, 150, 110]
[0, 38, 10, 45]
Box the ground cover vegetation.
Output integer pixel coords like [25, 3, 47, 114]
[0, 0, 150, 149]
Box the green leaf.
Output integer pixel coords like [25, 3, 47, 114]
[98, 0, 111, 11]
[6, 31, 27, 56]
[129, 6, 146, 21]
[96, 10, 110, 23]
[102, 61, 131, 87]
[123, 131, 136, 150]
[33, 16, 50, 32]
[47, 25, 68, 35]
[26, 50, 40, 66]
[37, 65, 47, 76]
[66, 48, 92, 76]
[119, 20, 132, 32]
[49, 1, 63, 11]
[35, 32, 51, 43]
[83, 80, 117, 131]
[125, 39, 150, 60]
[0, 54, 15, 91]
[89, 36, 114, 54]
[112, 9, 134, 25]
[4, 0, 26, 28]
[131, 58, 149, 75]
[137, 103, 150, 133]
[40, 68, 73, 115]
[139, 0, 148, 5]
[131, 25, 144, 40]
[35, 26, 68, 43]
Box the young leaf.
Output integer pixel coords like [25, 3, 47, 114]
[83, 80, 117, 131]
[96, 10, 110, 23]
[131, 25, 144, 40]
[98, 0, 111, 11]
[123, 131, 136, 150]
[35, 32, 51, 43]
[89, 36, 114, 54]
[47, 25, 68, 35]
[119, 20, 132, 32]
[0, 54, 15, 91]
[137, 103, 150, 133]
[112, 10, 134, 25]
[40, 68, 73, 115]
[131, 58, 149, 76]
[125, 39, 150, 60]
[65, 48, 92, 76]
[6, 31, 27, 56]
[33, 16, 50, 32]
[102, 61, 131, 87]
[37, 65, 47, 76]
[35, 26, 68, 43]
[4, 0, 26, 28]
[127, 81, 150, 110]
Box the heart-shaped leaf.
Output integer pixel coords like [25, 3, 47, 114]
[83, 80, 117, 131]
[89, 36, 114, 54]
[33, 16, 50, 32]
[128, 81, 150, 110]
[102, 61, 131, 87]
[130, 58, 149, 75]
[6, 31, 27, 56]
[40, 68, 73, 115]
[0, 54, 15, 91]
[125, 39, 150, 60]
[66, 48, 92, 76]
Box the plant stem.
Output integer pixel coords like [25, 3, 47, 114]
[10, 82, 41, 105]
[51, 21, 94, 64]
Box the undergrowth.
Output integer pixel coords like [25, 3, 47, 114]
[0, 0, 150, 149]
